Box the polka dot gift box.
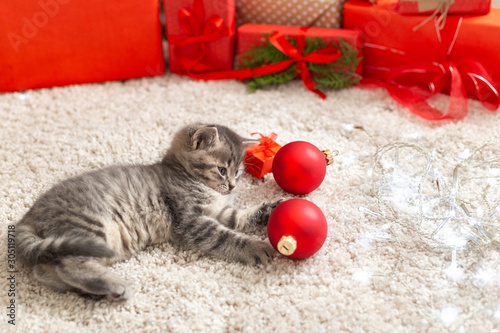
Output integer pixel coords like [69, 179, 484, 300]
[236, 0, 347, 28]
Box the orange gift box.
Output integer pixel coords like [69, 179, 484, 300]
[0, 0, 165, 93]
[164, 0, 236, 75]
[343, 0, 500, 119]
[245, 133, 282, 179]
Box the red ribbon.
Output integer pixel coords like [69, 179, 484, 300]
[188, 28, 342, 99]
[168, 0, 232, 73]
[362, 17, 499, 120]
[247, 132, 280, 158]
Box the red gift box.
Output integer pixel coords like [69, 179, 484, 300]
[237, 24, 363, 98]
[398, 0, 491, 15]
[245, 133, 282, 179]
[343, 0, 500, 120]
[164, 0, 236, 76]
[0, 0, 165, 93]
[238, 24, 363, 76]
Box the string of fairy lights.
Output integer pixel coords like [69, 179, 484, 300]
[366, 138, 500, 250]
[352, 127, 500, 328]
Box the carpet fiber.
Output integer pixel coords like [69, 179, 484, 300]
[1, 76, 500, 332]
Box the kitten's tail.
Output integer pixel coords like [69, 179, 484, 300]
[16, 224, 115, 266]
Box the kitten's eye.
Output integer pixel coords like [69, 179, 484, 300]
[218, 167, 227, 177]
[235, 169, 241, 178]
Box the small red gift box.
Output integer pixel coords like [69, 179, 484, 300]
[398, 0, 491, 15]
[343, 0, 500, 120]
[245, 133, 282, 179]
[164, 0, 236, 76]
[0, 0, 165, 93]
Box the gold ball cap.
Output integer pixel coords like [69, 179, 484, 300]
[323, 149, 339, 166]
[277, 235, 297, 256]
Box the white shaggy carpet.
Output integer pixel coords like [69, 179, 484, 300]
[1, 75, 500, 333]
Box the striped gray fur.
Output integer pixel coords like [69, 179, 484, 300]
[16, 124, 282, 301]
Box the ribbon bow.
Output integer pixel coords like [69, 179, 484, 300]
[248, 132, 279, 158]
[265, 29, 342, 99]
[190, 27, 343, 99]
[169, 0, 231, 73]
[364, 17, 499, 120]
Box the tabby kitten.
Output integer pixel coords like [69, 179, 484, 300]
[16, 124, 282, 301]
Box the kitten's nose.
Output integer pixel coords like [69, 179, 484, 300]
[229, 184, 235, 191]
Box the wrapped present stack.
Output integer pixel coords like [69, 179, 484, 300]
[164, 0, 363, 99]
[5, 0, 496, 123]
[1, 0, 361, 99]
[343, 0, 500, 120]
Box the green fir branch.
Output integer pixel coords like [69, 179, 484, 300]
[238, 34, 362, 93]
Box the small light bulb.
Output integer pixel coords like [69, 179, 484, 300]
[458, 149, 470, 160]
[353, 270, 373, 284]
[381, 223, 393, 230]
[477, 207, 484, 218]
[358, 236, 373, 248]
[358, 206, 382, 217]
[474, 268, 496, 287]
[403, 132, 422, 139]
[341, 153, 357, 166]
[444, 263, 463, 280]
[443, 234, 468, 249]
[448, 207, 456, 218]
[342, 123, 354, 131]
[440, 306, 458, 325]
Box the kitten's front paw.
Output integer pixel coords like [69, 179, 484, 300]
[240, 240, 275, 266]
[256, 199, 284, 226]
[107, 282, 134, 302]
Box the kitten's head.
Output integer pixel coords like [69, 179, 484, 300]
[168, 124, 257, 194]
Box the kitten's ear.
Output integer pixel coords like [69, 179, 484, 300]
[192, 126, 219, 150]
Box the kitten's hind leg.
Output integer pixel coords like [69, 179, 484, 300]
[54, 257, 134, 301]
[33, 264, 74, 293]
[33, 267, 103, 300]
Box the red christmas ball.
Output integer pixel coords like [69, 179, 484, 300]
[267, 199, 328, 259]
[272, 141, 327, 195]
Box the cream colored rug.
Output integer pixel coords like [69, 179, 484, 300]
[1, 75, 500, 332]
